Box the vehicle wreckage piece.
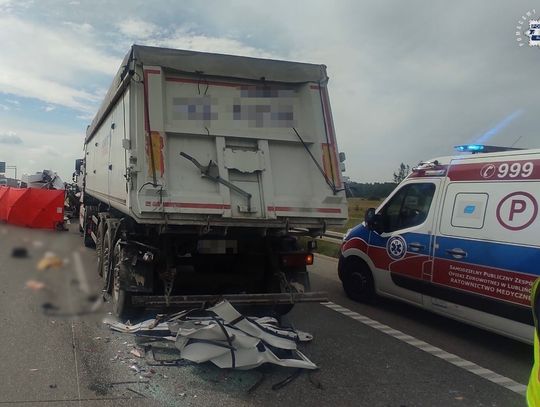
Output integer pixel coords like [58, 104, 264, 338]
[104, 300, 317, 370]
[103, 316, 173, 334]
[210, 345, 317, 370]
[177, 336, 317, 370]
[173, 320, 317, 370]
[208, 300, 299, 350]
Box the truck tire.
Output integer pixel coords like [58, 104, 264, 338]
[96, 219, 106, 277]
[83, 208, 95, 248]
[110, 237, 133, 319]
[341, 256, 376, 303]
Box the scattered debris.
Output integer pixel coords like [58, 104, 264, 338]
[37, 252, 63, 271]
[247, 373, 266, 394]
[11, 247, 28, 258]
[272, 369, 304, 391]
[130, 348, 144, 358]
[29, 369, 39, 372]
[110, 380, 150, 385]
[104, 300, 317, 371]
[126, 387, 147, 398]
[49, 384, 57, 389]
[25, 280, 45, 292]
[41, 303, 60, 312]
[32, 240, 44, 248]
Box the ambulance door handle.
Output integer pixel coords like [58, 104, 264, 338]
[409, 243, 425, 252]
[446, 248, 467, 259]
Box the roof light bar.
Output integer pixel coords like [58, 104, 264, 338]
[454, 144, 523, 154]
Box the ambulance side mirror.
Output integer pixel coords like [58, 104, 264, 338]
[365, 208, 383, 234]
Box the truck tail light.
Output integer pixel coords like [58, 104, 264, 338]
[280, 253, 314, 267]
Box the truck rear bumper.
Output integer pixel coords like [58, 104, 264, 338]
[131, 292, 328, 308]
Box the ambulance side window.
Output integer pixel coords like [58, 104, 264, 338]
[379, 183, 436, 233]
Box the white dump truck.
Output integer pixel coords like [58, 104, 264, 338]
[78, 45, 347, 317]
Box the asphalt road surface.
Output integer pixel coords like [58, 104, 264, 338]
[0, 223, 531, 406]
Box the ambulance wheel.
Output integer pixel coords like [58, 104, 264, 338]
[342, 257, 375, 303]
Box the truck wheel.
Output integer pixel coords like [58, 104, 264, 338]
[341, 257, 375, 303]
[83, 208, 95, 248]
[96, 220, 106, 277]
[111, 240, 133, 319]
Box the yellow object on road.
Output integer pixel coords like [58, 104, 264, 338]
[36, 252, 63, 271]
[527, 278, 540, 406]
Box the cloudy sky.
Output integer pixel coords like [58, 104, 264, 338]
[0, 0, 539, 182]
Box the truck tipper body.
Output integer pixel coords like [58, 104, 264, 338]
[79, 45, 347, 317]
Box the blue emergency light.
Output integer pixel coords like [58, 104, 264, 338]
[454, 144, 485, 153]
[454, 144, 522, 154]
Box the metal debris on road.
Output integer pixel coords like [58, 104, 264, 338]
[104, 300, 317, 371]
[130, 364, 141, 373]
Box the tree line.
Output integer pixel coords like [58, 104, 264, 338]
[344, 163, 411, 199]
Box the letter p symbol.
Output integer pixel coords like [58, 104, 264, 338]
[509, 199, 526, 221]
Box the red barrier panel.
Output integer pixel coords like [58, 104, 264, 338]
[0, 186, 64, 230]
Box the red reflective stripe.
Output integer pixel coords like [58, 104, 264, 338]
[320, 87, 337, 146]
[145, 69, 161, 75]
[267, 206, 341, 214]
[142, 69, 158, 133]
[145, 201, 230, 210]
[319, 86, 342, 188]
[166, 77, 245, 88]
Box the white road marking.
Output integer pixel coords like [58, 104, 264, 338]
[321, 301, 527, 397]
[72, 251, 90, 294]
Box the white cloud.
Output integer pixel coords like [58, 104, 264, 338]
[0, 67, 101, 112]
[149, 30, 276, 59]
[117, 18, 160, 40]
[0, 126, 82, 179]
[0, 15, 119, 113]
[0, 104, 9, 111]
[44, 105, 56, 112]
[62, 21, 93, 33]
[0, 131, 22, 144]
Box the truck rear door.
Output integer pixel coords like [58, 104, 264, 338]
[136, 66, 346, 224]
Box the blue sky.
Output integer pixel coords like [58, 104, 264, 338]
[0, 0, 539, 182]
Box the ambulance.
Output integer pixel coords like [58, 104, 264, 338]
[339, 145, 540, 343]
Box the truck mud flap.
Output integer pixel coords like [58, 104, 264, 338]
[131, 292, 328, 307]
